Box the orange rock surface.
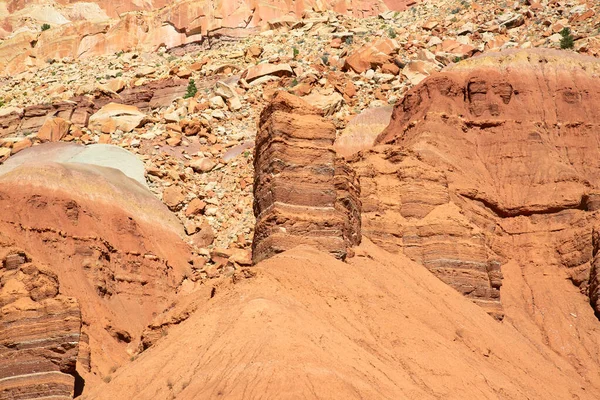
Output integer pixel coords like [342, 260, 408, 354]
[0, 158, 192, 388]
[83, 243, 600, 399]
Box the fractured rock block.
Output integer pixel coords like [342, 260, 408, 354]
[252, 92, 361, 264]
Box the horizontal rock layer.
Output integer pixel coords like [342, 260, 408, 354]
[349, 49, 600, 330]
[252, 91, 360, 263]
[0, 78, 187, 139]
[0, 241, 81, 400]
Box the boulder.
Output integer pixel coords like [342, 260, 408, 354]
[343, 38, 399, 73]
[88, 102, 146, 133]
[243, 63, 294, 83]
[37, 117, 72, 142]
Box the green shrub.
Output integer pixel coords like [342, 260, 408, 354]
[560, 27, 575, 49]
[293, 47, 299, 59]
[184, 79, 197, 99]
[41, 24, 50, 31]
[388, 27, 397, 39]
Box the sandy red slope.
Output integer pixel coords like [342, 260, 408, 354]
[84, 240, 600, 399]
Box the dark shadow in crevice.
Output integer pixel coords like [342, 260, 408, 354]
[73, 370, 85, 398]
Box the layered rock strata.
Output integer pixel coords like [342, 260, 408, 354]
[0, 240, 81, 400]
[0, 146, 192, 380]
[252, 91, 360, 263]
[350, 49, 600, 320]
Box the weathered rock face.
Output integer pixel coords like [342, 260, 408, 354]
[252, 91, 360, 263]
[0, 147, 192, 381]
[350, 49, 600, 326]
[349, 147, 503, 317]
[0, 0, 415, 74]
[0, 238, 82, 400]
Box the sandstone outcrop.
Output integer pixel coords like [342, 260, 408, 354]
[0, 145, 192, 381]
[591, 227, 600, 316]
[252, 91, 360, 263]
[0, 238, 82, 399]
[0, 99, 94, 139]
[0, 78, 186, 139]
[349, 49, 600, 339]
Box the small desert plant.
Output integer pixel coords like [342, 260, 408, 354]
[292, 47, 299, 59]
[321, 54, 329, 66]
[184, 79, 198, 99]
[345, 36, 353, 45]
[560, 27, 575, 49]
[41, 23, 51, 31]
[388, 27, 397, 39]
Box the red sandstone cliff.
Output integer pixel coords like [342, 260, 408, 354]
[347, 48, 600, 376]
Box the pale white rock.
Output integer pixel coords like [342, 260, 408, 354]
[88, 103, 146, 133]
[209, 96, 226, 109]
[227, 97, 243, 111]
[214, 81, 237, 99]
[211, 110, 225, 119]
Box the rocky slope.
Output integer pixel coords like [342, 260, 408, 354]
[0, 0, 416, 74]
